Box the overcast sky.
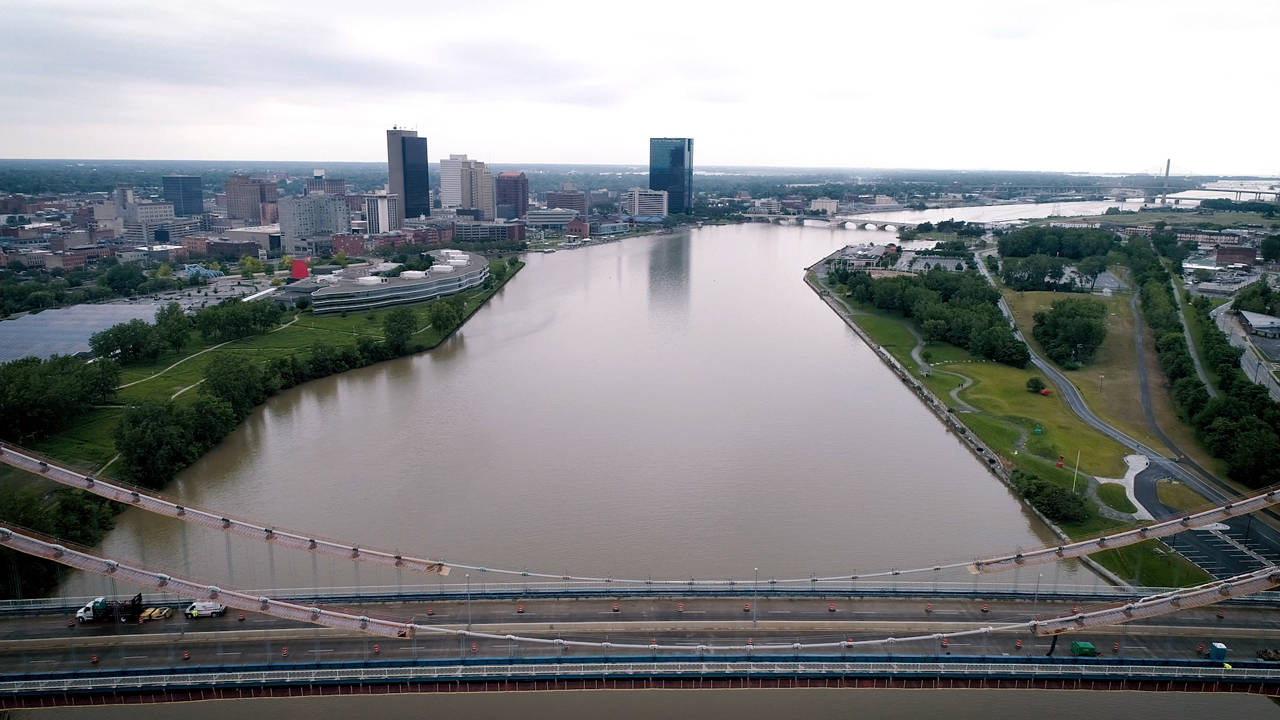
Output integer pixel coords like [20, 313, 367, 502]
[4, 0, 1277, 175]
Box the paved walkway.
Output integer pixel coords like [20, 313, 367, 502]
[1170, 275, 1217, 398]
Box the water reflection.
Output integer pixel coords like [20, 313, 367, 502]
[647, 231, 691, 314]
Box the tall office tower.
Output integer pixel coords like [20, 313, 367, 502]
[439, 154, 468, 208]
[306, 170, 347, 196]
[363, 193, 403, 234]
[495, 171, 528, 219]
[546, 190, 587, 216]
[162, 175, 203, 216]
[467, 160, 495, 221]
[441, 155, 495, 220]
[279, 193, 351, 243]
[225, 174, 279, 223]
[649, 137, 693, 214]
[386, 128, 430, 219]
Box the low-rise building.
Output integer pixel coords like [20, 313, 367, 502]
[829, 244, 889, 271]
[809, 197, 838, 215]
[206, 239, 263, 259]
[287, 250, 490, 315]
[224, 224, 281, 253]
[1216, 245, 1258, 266]
[620, 188, 668, 219]
[1241, 310, 1280, 339]
[525, 209, 580, 228]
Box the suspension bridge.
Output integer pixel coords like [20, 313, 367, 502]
[1, 445, 1279, 706]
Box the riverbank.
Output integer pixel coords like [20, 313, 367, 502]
[803, 267, 1207, 588]
[0, 260, 524, 598]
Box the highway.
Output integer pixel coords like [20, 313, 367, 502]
[975, 249, 1280, 578]
[3, 595, 1278, 674]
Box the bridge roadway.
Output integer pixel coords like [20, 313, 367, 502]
[4, 594, 1279, 675]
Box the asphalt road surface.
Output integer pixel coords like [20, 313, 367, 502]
[4, 595, 1277, 675]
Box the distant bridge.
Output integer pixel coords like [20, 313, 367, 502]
[743, 213, 919, 231]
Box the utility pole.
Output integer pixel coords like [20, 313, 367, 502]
[1071, 450, 1082, 493]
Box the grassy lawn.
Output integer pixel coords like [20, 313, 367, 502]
[1047, 209, 1280, 230]
[1092, 540, 1211, 588]
[1156, 479, 1213, 512]
[1002, 290, 1166, 451]
[820, 277, 1213, 585]
[11, 264, 524, 484]
[1097, 483, 1137, 513]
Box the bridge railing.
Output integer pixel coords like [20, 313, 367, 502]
[4, 658, 1279, 695]
[8, 579, 1280, 615]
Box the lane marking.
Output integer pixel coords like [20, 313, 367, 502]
[30, 660, 57, 664]
[308, 649, 335, 653]
[767, 610, 792, 615]
[216, 652, 241, 656]
[122, 655, 147, 660]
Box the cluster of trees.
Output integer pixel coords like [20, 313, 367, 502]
[0, 355, 120, 598]
[997, 227, 1118, 260]
[0, 487, 116, 599]
[1010, 470, 1090, 524]
[0, 355, 119, 442]
[114, 298, 472, 487]
[89, 303, 191, 362]
[914, 220, 984, 237]
[0, 259, 189, 318]
[829, 267, 1030, 367]
[1199, 199, 1277, 215]
[999, 254, 1109, 293]
[1137, 237, 1280, 489]
[90, 298, 282, 364]
[996, 226, 1116, 293]
[192, 299, 283, 341]
[1232, 278, 1280, 316]
[1032, 299, 1108, 367]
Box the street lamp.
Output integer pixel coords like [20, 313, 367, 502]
[1033, 573, 1042, 614]
[1098, 374, 1104, 392]
[465, 573, 471, 629]
[753, 568, 759, 626]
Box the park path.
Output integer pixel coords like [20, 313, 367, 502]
[1170, 275, 1218, 398]
[902, 319, 980, 413]
[115, 315, 300, 390]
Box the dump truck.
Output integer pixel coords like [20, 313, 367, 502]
[75, 593, 143, 624]
[1070, 641, 1099, 657]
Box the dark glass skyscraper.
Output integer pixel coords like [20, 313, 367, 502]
[161, 175, 203, 216]
[387, 128, 430, 218]
[649, 138, 693, 214]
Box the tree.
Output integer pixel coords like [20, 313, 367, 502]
[89, 319, 160, 363]
[1032, 299, 1107, 367]
[154, 263, 173, 278]
[333, 251, 349, 268]
[429, 301, 462, 331]
[153, 302, 190, 352]
[1075, 255, 1107, 292]
[1262, 236, 1280, 263]
[101, 262, 146, 295]
[1026, 377, 1046, 393]
[382, 308, 418, 354]
[115, 401, 195, 488]
[200, 354, 265, 417]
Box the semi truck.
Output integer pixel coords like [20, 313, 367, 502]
[75, 593, 143, 624]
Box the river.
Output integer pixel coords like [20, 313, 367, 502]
[42, 204, 1277, 717]
[59, 213, 1094, 598]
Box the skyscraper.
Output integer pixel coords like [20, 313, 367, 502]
[386, 128, 430, 219]
[439, 154, 496, 220]
[162, 175, 203, 216]
[363, 193, 403, 234]
[225, 174, 279, 223]
[649, 137, 693, 214]
[495, 171, 528, 219]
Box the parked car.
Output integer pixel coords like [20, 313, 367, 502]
[184, 601, 227, 618]
[141, 606, 173, 621]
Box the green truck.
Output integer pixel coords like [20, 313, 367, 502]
[1070, 641, 1099, 657]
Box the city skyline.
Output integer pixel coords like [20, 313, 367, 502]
[3, 1, 1278, 176]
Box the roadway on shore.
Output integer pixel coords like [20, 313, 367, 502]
[974, 250, 1280, 579]
[3, 595, 1276, 675]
